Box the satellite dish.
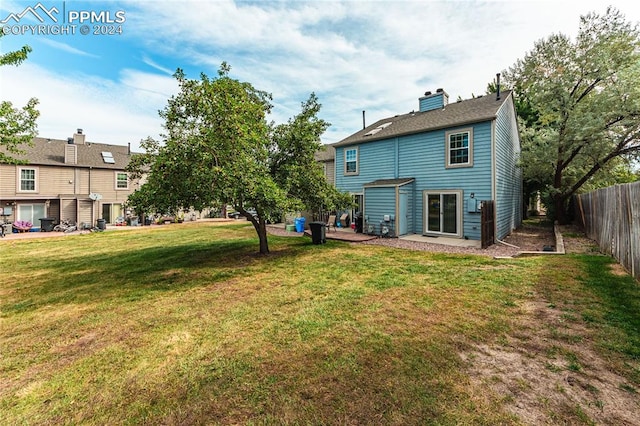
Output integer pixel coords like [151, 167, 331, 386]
[89, 193, 102, 201]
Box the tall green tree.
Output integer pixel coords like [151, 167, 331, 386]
[503, 7, 640, 223]
[0, 35, 39, 163]
[128, 63, 350, 254]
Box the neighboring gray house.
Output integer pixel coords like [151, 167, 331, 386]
[0, 130, 141, 229]
[332, 88, 522, 243]
[314, 144, 335, 185]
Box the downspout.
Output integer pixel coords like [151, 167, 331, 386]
[89, 167, 93, 227]
[491, 120, 497, 243]
[496, 239, 519, 249]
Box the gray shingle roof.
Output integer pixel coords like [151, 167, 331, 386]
[1, 137, 137, 169]
[314, 144, 335, 162]
[333, 91, 512, 147]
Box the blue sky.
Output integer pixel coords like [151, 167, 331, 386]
[2, 0, 639, 152]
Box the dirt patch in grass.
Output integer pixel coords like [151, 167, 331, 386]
[462, 300, 639, 425]
[461, 232, 640, 425]
[502, 219, 556, 252]
[557, 223, 601, 255]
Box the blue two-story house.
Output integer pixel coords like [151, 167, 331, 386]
[332, 88, 522, 244]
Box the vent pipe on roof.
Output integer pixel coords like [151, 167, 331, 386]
[496, 73, 501, 101]
[128, 142, 131, 156]
[362, 110, 366, 129]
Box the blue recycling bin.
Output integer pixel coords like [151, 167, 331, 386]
[295, 217, 306, 232]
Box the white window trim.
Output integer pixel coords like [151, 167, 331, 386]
[17, 166, 38, 193]
[445, 128, 474, 168]
[344, 147, 359, 176]
[115, 171, 129, 190]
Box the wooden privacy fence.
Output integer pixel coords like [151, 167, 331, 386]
[575, 181, 640, 282]
[481, 200, 495, 249]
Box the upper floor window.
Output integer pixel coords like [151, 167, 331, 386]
[445, 128, 473, 168]
[344, 147, 358, 175]
[18, 167, 37, 192]
[115, 172, 129, 190]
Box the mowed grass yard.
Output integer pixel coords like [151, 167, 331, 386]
[1, 222, 638, 425]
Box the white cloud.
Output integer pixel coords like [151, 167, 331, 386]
[1, 63, 174, 151]
[4, 0, 640, 149]
[141, 55, 174, 75]
[126, 0, 626, 143]
[38, 38, 99, 57]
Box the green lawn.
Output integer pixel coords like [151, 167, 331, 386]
[1, 222, 638, 425]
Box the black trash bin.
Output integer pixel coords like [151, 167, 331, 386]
[355, 212, 363, 233]
[39, 218, 55, 232]
[97, 218, 106, 230]
[309, 221, 326, 244]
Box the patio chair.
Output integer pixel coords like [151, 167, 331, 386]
[339, 213, 349, 228]
[325, 214, 337, 232]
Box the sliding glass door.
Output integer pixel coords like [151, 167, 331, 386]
[424, 191, 461, 237]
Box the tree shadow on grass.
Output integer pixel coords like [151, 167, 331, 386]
[2, 233, 324, 313]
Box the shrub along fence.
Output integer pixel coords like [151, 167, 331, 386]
[575, 181, 640, 282]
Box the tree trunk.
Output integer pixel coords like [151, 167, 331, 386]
[255, 219, 270, 254]
[554, 193, 569, 225]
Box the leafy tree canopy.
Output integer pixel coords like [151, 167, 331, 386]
[0, 34, 39, 164]
[128, 63, 351, 253]
[502, 7, 640, 222]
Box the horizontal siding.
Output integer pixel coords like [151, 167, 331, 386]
[336, 122, 494, 240]
[0, 164, 137, 200]
[0, 164, 139, 225]
[363, 186, 396, 235]
[494, 96, 522, 240]
[325, 160, 335, 185]
[333, 111, 522, 242]
[90, 169, 134, 202]
[43, 167, 75, 194]
[335, 140, 396, 192]
[0, 165, 16, 193]
[398, 122, 492, 239]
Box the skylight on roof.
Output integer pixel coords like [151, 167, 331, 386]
[364, 122, 392, 137]
[101, 151, 115, 164]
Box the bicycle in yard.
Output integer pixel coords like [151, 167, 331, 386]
[53, 219, 77, 233]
